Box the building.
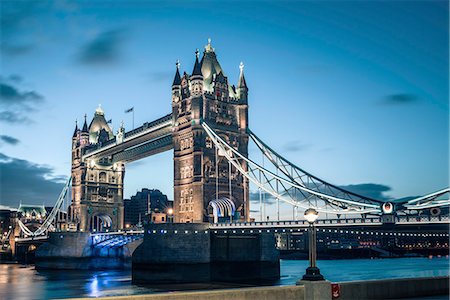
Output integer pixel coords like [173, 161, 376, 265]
[171, 40, 249, 223]
[124, 189, 172, 227]
[70, 107, 125, 232]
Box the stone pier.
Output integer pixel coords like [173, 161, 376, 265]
[35, 232, 141, 269]
[132, 223, 280, 284]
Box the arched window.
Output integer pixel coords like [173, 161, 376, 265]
[99, 172, 106, 183]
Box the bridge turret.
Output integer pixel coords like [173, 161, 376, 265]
[172, 60, 182, 125]
[72, 120, 79, 138]
[190, 49, 203, 97]
[237, 62, 248, 103]
[172, 39, 249, 224]
[80, 114, 90, 147]
[237, 62, 249, 132]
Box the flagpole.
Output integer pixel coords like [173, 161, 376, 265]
[133, 109, 135, 129]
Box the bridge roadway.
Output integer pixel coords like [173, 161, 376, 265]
[83, 113, 173, 163]
[14, 215, 449, 245]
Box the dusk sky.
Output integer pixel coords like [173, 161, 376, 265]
[1, 1, 448, 219]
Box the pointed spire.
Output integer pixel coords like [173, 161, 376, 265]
[172, 59, 181, 86]
[238, 61, 247, 88]
[192, 49, 202, 76]
[82, 114, 89, 132]
[72, 120, 79, 137]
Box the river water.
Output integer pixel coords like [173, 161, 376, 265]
[0, 257, 448, 300]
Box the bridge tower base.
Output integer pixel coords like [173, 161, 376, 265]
[132, 223, 280, 284]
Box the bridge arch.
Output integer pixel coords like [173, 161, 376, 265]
[208, 197, 236, 224]
[89, 214, 113, 232]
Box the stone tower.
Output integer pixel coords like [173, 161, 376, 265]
[172, 40, 249, 223]
[70, 106, 125, 232]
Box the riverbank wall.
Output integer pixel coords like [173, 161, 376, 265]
[67, 276, 449, 300]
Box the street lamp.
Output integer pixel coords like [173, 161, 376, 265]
[302, 208, 324, 281]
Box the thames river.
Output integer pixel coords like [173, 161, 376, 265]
[0, 257, 449, 300]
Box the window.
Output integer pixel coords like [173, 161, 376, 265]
[99, 172, 106, 182]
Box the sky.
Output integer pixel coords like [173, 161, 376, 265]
[0, 1, 448, 220]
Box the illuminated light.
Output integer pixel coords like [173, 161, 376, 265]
[250, 230, 253, 233]
[205, 231, 208, 234]
[89, 160, 95, 168]
[304, 208, 319, 223]
[232, 230, 236, 234]
[259, 230, 262, 233]
[241, 230, 245, 233]
[267, 230, 270, 233]
[224, 230, 227, 233]
[185, 230, 188, 234]
[125, 224, 130, 229]
[214, 231, 217, 233]
[152, 230, 156, 234]
[167, 208, 173, 216]
[282, 229, 286, 233]
[60, 235, 63, 239]
[274, 230, 278, 233]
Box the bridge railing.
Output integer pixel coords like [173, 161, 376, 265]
[396, 215, 449, 223]
[209, 218, 383, 228]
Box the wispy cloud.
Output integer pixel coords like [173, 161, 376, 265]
[283, 140, 311, 153]
[0, 135, 19, 146]
[145, 71, 174, 82]
[338, 183, 392, 201]
[77, 28, 127, 66]
[0, 76, 44, 124]
[381, 93, 419, 105]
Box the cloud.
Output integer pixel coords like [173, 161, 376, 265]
[77, 29, 126, 65]
[145, 71, 174, 82]
[0, 135, 19, 145]
[0, 77, 44, 124]
[283, 140, 311, 153]
[0, 82, 43, 108]
[338, 183, 392, 201]
[0, 153, 66, 207]
[0, 111, 32, 124]
[0, 2, 41, 56]
[249, 190, 277, 206]
[382, 94, 419, 105]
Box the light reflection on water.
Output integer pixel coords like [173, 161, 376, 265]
[0, 257, 448, 300]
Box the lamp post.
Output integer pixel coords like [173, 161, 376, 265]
[302, 208, 324, 281]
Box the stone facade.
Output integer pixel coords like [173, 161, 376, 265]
[69, 40, 249, 231]
[172, 41, 250, 223]
[70, 108, 125, 232]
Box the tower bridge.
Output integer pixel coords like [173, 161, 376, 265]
[15, 39, 449, 244]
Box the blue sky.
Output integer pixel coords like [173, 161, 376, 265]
[1, 1, 448, 219]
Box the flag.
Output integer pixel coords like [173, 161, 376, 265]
[107, 119, 112, 124]
[125, 107, 134, 113]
